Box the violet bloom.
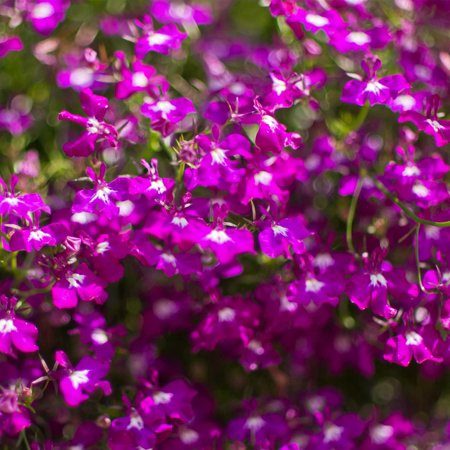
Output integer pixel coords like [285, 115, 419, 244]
[0, 176, 49, 218]
[141, 96, 195, 137]
[115, 54, 169, 100]
[56, 351, 111, 407]
[72, 165, 130, 219]
[27, 0, 68, 35]
[259, 216, 311, 258]
[0, 36, 23, 58]
[399, 94, 450, 147]
[0, 100, 33, 135]
[58, 88, 118, 157]
[52, 262, 107, 309]
[384, 328, 442, 367]
[347, 249, 397, 319]
[135, 21, 187, 58]
[341, 57, 409, 107]
[254, 102, 302, 152]
[150, 0, 213, 26]
[0, 296, 38, 356]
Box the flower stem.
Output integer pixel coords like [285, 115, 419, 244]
[346, 176, 363, 255]
[374, 179, 450, 228]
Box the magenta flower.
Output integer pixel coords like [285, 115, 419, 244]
[58, 89, 118, 157]
[141, 97, 195, 136]
[0, 296, 38, 356]
[135, 22, 187, 58]
[342, 57, 409, 107]
[27, 0, 68, 35]
[51, 263, 107, 309]
[0, 36, 23, 58]
[56, 351, 111, 407]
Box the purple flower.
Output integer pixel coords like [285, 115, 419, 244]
[52, 263, 107, 309]
[141, 97, 195, 137]
[342, 57, 409, 107]
[135, 22, 187, 58]
[27, 0, 68, 35]
[0, 36, 23, 58]
[399, 94, 450, 147]
[58, 89, 118, 157]
[56, 351, 111, 407]
[0, 296, 38, 356]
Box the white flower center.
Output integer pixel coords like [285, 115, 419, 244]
[70, 68, 94, 88]
[32, 2, 55, 19]
[248, 340, 265, 355]
[161, 252, 177, 266]
[346, 31, 371, 45]
[272, 77, 287, 95]
[272, 224, 288, 237]
[131, 72, 148, 88]
[91, 186, 115, 203]
[171, 216, 188, 228]
[29, 229, 50, 242]
[91, 329, 108, 345]
[127, 413, 144, 430]
[254, 171, 273, 186]
[305, 13, 329, 27]
[412, 183, 429, 198]
[314, 253, 334, 269]
[210, 148, 227, 165]
[245, 416, 265, 431]
[305, 278, 324, 293]
[179, 428, 199, 444]
[261, 115, 278, 131]
[370, 424, 394, 444]
[324, 425, 344, 443]
[369, 273, 387, 288]
[405, 331, 422, 346]
[96, 241, 110, 254]
[206, 229, 231, 244]
[364, 80, 385, 94]
[0, 319, 16, 334]
[402, 165, 420, 177]
[86, 118, 102, 134]
[67, 273, 85, 289]
[426, 119, 444, 133]
[147, 32, 171, 47]
[218, 307, 236, 322]
[153, 299, 178, 319]
[153, 391, 173, 405]
[69, 370, 90, 389]
[148, 179, 166, 194]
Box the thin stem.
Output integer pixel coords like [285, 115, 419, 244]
[415, 224, 434, 295]
[374, 179, 450, 228]
[346, 176, 363, 255]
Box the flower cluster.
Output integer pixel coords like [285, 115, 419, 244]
[0, 0, 449, 448]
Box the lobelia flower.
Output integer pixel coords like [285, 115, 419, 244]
[150, 0, 213, 26]
[27, 0, 69, 35]
[0, 295, 38, 356]
[0, 176, 49, 219]
[114, 53, 169, 100]
[0, 36, 23, 58]
[141, 96, 196, 137]
[383, 328, 442, 367]
[258, 216, 311, 258]
[55, 350, 111, 407]
[347, 248, 398, 319]
[399, 94, 450, 147]
[58, 88, 118, 157]
[254, 100, 302, 153]
[0, 99, 33, 135]
[72, 165, 130, 219]
[198, 215, 255, 264]
[57, 48, 109, 91]
[341, 57, 409, 107]
[51, 262, 107, 309]
[135, 20, 187, 58]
